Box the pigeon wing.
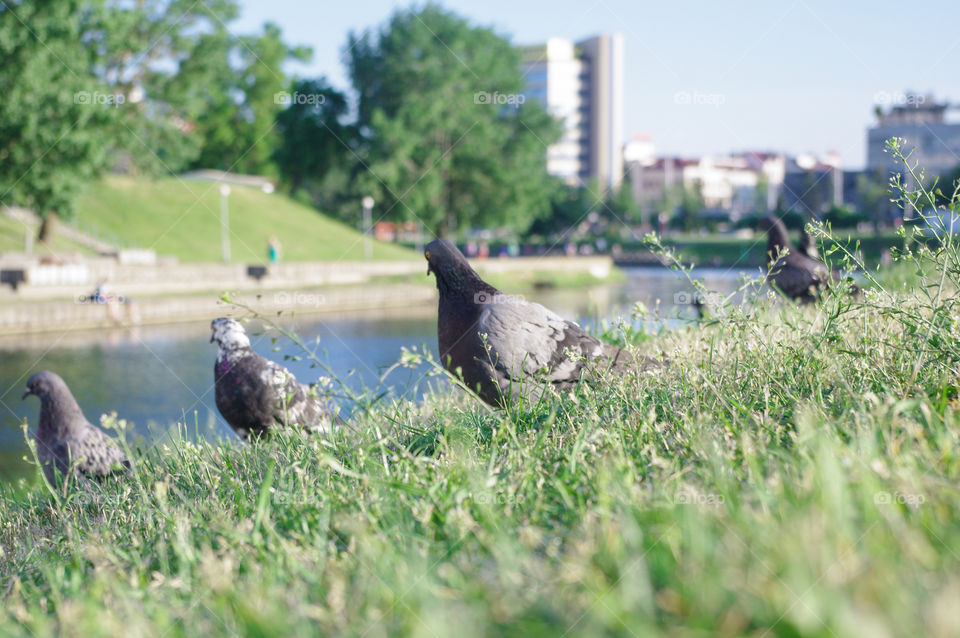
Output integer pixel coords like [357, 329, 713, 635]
[258, 355, 331, 433]
[477, 298, 605, 387]
[69, 425, 129, 478]
[769, 254, 822, 299]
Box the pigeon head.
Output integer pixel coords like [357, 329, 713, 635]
[757, 215, 792, 252]
[425, 239, 494, 299]
[22, 370, 68, 401]
[210, 318, 251, 351]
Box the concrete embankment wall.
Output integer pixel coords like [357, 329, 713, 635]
[0, 284, 437, 335]
[0, 256, 613, 334]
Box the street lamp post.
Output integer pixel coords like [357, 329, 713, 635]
[220, 184, 231, 263]
[362, 196, 374, 260]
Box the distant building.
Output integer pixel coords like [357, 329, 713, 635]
[683, 152, 786, 219]
[867, 96, 960, 180]
[624, 141, 787, 224]
[624, 155, 696, 227]
[780, 153, 844, 216]
[519, 34, 624, 191]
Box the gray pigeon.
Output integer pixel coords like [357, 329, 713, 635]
[757, 215, 858, 302]
[210, 317, 336, 440]
[22, 371, 130, 487]
[425, 239, 655, 408]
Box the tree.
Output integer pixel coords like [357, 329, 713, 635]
[346, 5, 560, 236]
[606, 178, 640, 226]
[678, 180, 704, 231]
[273, 78, 350, 195]
[529, 180, 596, 238]
[91, 0, 241, 174]
[0, 0, 116, 242]
[192, 22, 310, 174]
[934, 163, 960, 209]
[856, 170, 891, 230]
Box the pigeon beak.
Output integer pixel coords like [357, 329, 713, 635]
[21, 389, 32, 400]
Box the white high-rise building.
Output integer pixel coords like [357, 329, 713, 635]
[519, 34, 624, 191]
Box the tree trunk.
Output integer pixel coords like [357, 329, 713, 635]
[38, 213, 57, 244]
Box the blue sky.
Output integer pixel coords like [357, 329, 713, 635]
[235, 0, 960, 169]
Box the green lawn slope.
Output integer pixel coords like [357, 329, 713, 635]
[0, 214, 95, 257]
[74, 176, 417, 262]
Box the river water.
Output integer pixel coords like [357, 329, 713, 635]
[0, 267, 753, 480]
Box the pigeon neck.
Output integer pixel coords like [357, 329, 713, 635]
[217, 344, 251, 363]
[39, 390, 86, 437]
[799, 232, 818, 258]
[437, 267, 497, 305]
[766, 223, 792, 255]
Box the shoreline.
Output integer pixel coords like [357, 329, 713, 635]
[0, 255, 619, 335]
[0, 282, 438, 336]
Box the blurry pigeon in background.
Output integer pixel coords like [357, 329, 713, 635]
[425, 239, 659, 408]
[210, 318, 336, 440]
[22, 370, 129, 487]
[798, 226, 820, 260]
[757, 215, 858, 302]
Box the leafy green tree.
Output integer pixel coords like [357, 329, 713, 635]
[0, 0, 116, 242]
[92, 0, 241, 174]
[933, 163, 960, 210]
[856, 170, 891, 230]
[346, 5, 560, 236]
[233, 23, 311, 175]
[191, 21, 310, 175]
[823, 204, 866, 229]
[606, 178, 640, 225]
[529, 181, 591, 237]
[678, 180, 704, 231]
[273, 78, 350, 195]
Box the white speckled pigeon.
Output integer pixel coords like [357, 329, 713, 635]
[210, 318, 336, 440]
[758, 216, 859, 303]
[425, 239, 658, 408]
[22, 371, 130, 487]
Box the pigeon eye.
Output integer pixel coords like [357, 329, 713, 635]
[424, 251, 430, 260]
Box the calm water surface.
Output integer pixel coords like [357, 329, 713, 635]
[0, 267, 751, 480]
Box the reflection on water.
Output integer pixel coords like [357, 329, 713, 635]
[0, 266, 751, 481]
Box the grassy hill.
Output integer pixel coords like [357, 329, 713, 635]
[73, 176, 417, 262]
[0, 214, 95, 257]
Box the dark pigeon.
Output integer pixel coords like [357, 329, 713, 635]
[210, 318, 336, 440]
[22, 371, 129, 487]
[757, 215, 857, 302]
[425, 239, 658, 408]
[798, 226, 820, 260]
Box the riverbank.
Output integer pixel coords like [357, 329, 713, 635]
[0, 282, 437, 335]
[0, 256, 617, 334]
[613, 229, 907, 268]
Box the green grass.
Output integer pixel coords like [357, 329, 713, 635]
[0, 214, 95, 257]
[72, 176, 418, 262]
[2, 263, 960, 635]
[4, 155, 960, 635]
